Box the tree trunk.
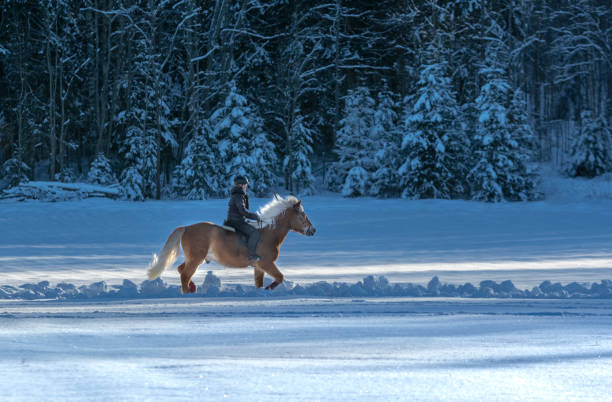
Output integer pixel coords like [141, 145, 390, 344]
[94, 1, 103, 154]
[155, 73, 162, 200]
[59, 61, 66, 174]
[47, 10, 58, 180]
[332, 0, 342, 146]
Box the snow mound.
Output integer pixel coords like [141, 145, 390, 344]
[1, 273, 611, 301]
[541, 166, 612, 200]
[1, 181, 121, 201]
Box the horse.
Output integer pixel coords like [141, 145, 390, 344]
[147, 194, 316, 294]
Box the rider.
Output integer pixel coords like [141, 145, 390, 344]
[226, 175, 262, 264]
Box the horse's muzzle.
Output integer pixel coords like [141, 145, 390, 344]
[306, 226, 316, 236]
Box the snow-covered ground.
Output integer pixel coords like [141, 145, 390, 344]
[1, 298, 611, 401]
[1, 173, 612, 400]
[1, 192, 612, 289]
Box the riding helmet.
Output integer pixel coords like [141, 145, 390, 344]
[234, 175, 249, 185]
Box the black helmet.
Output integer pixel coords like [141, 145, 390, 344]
[234, 175, 249, 185]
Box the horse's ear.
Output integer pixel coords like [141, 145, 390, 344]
[294, 200, 302, 210]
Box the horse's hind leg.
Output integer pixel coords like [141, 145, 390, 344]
[179, 261, 200, 294]
[254, 268, 264, 288]
[180, 259, 203, 294]
[180, 226, 210, 294]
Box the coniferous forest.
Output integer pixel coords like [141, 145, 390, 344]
[0, 1, 610, 201]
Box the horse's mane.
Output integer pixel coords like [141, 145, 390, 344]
[258, 194, 301, 226]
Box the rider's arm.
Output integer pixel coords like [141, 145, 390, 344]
[234, 196, 259, 221]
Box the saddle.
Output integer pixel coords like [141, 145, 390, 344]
[221, 220, 260, 256]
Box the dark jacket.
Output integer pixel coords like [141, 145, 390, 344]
[227, 186, 259, 223]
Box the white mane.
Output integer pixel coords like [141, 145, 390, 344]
[258, 194, 301, 226]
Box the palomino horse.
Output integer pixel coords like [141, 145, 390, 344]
[147, 195, 316, 294]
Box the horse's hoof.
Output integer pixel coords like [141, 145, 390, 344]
[265, 281, 280, 290]
[189, 282, 196, 293]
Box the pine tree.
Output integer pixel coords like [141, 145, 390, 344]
[507, 88, 539, 199]
[87, 153, 117, 186]
[399, 47, 468, 199]
[328, 86, 376, 196]
[370, 87, 401, 197]
[174, 120, 220, 199]
[566, 110, 612, 178]
[119, 125, 157, 201]
[468, 64, 511, 202]
[284, 113, 315, 195]
[2, 145, 30, 187]
[469, 60, 538, 202]
[211, 83, 276, 196]
[249, 116, 278, 196]
[118, 45, 158, 201]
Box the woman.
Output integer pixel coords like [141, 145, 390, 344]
[226, 175, 262, 264]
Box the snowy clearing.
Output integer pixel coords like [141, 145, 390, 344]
[1, 186, 612, 400]
[1, 194, 612, 291]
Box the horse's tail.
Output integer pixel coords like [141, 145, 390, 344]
[147, 226, 185, 280]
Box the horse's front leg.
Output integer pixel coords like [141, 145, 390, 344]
[258, 261, 284, 290]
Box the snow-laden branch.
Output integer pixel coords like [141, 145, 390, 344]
[220, 28, 289, 41]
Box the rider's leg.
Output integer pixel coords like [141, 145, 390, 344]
[246, 227, 260, 261]
[234, 221, 260, 262]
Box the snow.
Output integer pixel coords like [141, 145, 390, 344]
[1, 174, 612, 400]
[1, 298, 611, 401]
[1, 183, 612, 289]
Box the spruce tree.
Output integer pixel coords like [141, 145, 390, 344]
[328, 86, 376, 197]
[245, 115, 277, 197]
[370, 87, 401, 197]
[399, 46, 467, 199]
[87, 153, 117, 186]
[173, 120, 221, 199]
[507, 88, 539, 200]
[469, 61, 539, 202]
[210, 83, 276, 196]
[2, 145, 30, 187]
[468, 64, 511, 202]
[283, 113, 315, 195]
[120, 125, 157, 201]
[566, 110, 612, 178]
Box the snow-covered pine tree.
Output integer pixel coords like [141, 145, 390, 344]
[2, 145, 30, 187]
[399, 46, 468, 199]
[370, 87, 401, 197]
[284, 113, 315, 195]
[468, 63, 511, 202]
[566, 110, 612, 178]
[328, 86, 376, 197]
[119, 125, 157, 201]
[174, 120, 220, 199]
[506, 88, 539, 199]
[211, 83, 276, 196]
[249, 116, 278, 196]
[118, 47, 158, 201]
[87, 153, 117, 186]
[468, 61, 538, 202]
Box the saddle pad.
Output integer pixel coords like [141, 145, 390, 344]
[220, 225, 236, 232]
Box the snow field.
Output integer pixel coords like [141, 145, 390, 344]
[1, 194, 612, 291]
[1, 298, 611, 401]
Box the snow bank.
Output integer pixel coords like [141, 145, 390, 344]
[1, 181, 121, 201]
[1, 273, 610, 301]
[540, 166, 612, 200]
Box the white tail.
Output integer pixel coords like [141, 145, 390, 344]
[147, 226, 185, 280]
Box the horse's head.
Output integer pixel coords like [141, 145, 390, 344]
[288, 200, 316, 236]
